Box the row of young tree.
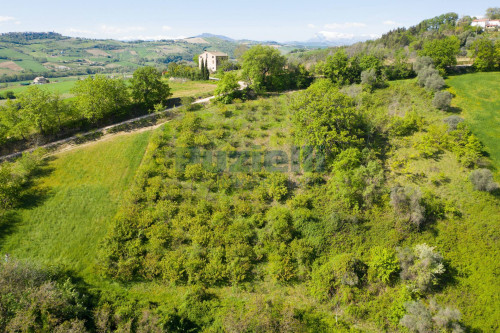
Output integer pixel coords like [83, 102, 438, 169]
[0, 67, 171, 145]
[91, 71, 495, 330]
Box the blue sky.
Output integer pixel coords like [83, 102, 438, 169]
[0, 0, 497, 42]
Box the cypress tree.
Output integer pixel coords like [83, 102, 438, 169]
[200, 58, 205, 80]
[204, 60, 209, 80]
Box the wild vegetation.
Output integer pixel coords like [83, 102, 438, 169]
[0, 8, 499, 333]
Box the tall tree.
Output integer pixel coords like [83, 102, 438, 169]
[419, 36, 460, 74]
[241, 45, 286, 92]
[290, 79, 365, 158]
[323, 49, 361, 86]
[72, 75, 129, 123]
[130, 66, 172, 110]
[203, 60, 210, 80]
[200, 57, 205, 79]
[0, 99, 30, 140]
[486, 7, 500, 19]
[16, 86, 57, 134]
[469, 37, 498, 72]
[214, 72, 240, 104]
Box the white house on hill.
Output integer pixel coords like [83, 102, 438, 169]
[199, 51, 228, 72]
[471, 19, 500, 29]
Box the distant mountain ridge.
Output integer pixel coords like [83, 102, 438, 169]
[195, 33, 235, 42]
[0, 30, 364, 82]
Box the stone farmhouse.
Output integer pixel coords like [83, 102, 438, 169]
[199, 51, 228, 72]
[33, 76, 49, 84]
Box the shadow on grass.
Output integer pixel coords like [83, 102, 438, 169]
[0, 211, 21, 246]
[446, 106, 462, 114]
[20, 157, 55, 207]
[0, 156, 55, 244]
[434, 259, 460, 293]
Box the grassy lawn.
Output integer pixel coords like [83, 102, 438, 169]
[446, 72, 500, 170]
[168, 79, 217, 98]
[0, 79, 77, 97]
[2, 78, 217, 102]
[0, 76, 86, 99]
[0, 130, 152, 276]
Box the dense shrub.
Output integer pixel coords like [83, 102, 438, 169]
[400, 300, 463, 333]
[309, 253, 367, 301]
[443, 115, 464, 131]
[391, 186, 426, 229]
[389, 111, 423, 136]
[398, 244, 445, 292]
[400, 301, 433, 333]
[469, 169, 499, 192]
[0, 260, 90, 332]
[414, 57, 445, 92]
[328, 148, 384, 211]
[432, 91, 452, 110]
[449, 123, 483, 168]
[413, 124, 449, 158]
[266, 172, 289, 201]
[413, 56, 434, 73]
[368, 247, 400, 284]
[361, 69, 378, 91]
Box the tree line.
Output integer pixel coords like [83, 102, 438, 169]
[0, 67, 171, 147]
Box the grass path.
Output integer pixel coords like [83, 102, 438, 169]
[447, 72, 500, 170]
[0, 130, 152, 275]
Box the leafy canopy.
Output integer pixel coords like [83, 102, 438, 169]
[290, 79, 366, 158]
[419, 36, 460, 74]
[214, 72, 240, 104]
[72, 74, 128, 122]
[130, 66, 172, 109]
[241, 45, 286, 92]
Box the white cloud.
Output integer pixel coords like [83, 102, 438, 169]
[383, 20, 399, 26]
[361, 33, 380, 39]
[162, 25, 172, 31]
[307, 23, 317, 29]
[318, 31, 355, 40]
[0, 16, 15, 23]
[66, 28, 95, 35]
[118, 34, 186, 41]
[100, 25, 146, 34]
[317, 31, 379, 41]
[324, 22, 366, 29]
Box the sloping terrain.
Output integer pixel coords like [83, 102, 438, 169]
[0, 130, 152, 275]
[447, 72, 500, 171]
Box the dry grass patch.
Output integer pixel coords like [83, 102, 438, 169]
[86, 48, 111, 57]
[0, 61, 23, 71]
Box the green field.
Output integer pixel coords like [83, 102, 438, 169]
[0, 78, 78, 96]
[1, 78, 217, 101]
[168, 79, 217, 98]
[0, 130, 152, 276]
[447, 72, 500, 170]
